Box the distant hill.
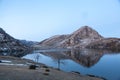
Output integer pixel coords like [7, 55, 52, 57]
[34, 26, 120, 51]
[19, 40, 37, 47]
[0, 27, 29, 52]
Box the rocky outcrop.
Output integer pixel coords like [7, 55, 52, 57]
[0, 27, 29, 52]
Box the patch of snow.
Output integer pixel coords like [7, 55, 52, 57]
[16, 64, 27, 66]
[1, 60, 12, 63]
[2, 53, 8, 56]
[0, 63, 27, 66]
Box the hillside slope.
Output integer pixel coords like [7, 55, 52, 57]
[0, 28, 29, 52]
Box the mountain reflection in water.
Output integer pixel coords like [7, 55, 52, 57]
[64, 49, 103, 67]
[38, 49, 114, 68]
[23, 49, 120, 80]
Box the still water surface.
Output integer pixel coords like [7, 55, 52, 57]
[23, 49, 120, 80]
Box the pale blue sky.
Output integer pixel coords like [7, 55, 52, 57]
[0, 0, 120, 41]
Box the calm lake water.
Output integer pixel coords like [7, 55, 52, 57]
[22, 49, 120, 80]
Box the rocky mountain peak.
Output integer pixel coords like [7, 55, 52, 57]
[59, 26, 104, 48]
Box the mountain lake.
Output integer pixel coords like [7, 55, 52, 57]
[20, 49, 120, 80]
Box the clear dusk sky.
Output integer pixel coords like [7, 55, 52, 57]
[0, 0, 120, 41]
